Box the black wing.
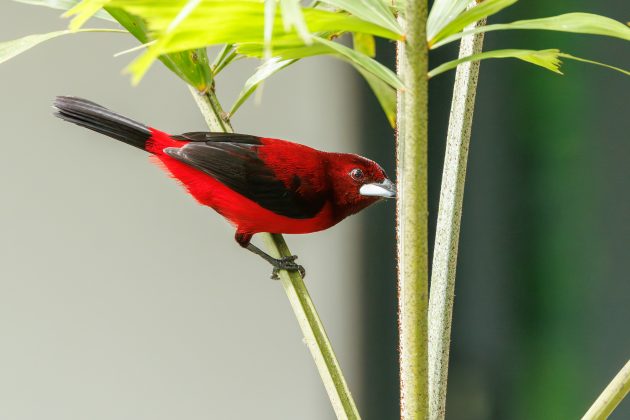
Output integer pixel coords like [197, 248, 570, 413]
[171, 132, 262, 144]
[164, 141, 325, 219]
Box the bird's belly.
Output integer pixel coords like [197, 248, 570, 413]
[234, 201, 337, 235]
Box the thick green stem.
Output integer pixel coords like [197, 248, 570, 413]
[187, 86, 360, 420]
[189, 86, 231, 132]
[427, 18, 486, 420]
[396, 0, 429, 418]
[582, 360, 630, 420]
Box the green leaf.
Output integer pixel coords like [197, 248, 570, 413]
[428, 48, 630, 78]
[353, 32, 376, 57]
[0, 28, 123, 65]
[230, 58, 297, 116]
[429, 0, 517, 47]
[433, 12, 630, 48]
[233, 36, 398, 125]
[108, 1, 402, 41]
[237, 36, 403, 90]
[315, 37, 403, 89]
[429, 49, 563, 78]
[127, 0, 204, 85]
[211, 43, 237, 75]
[12, 0, 213, 92]
[280, 0, 313, 44]
[121, 2, 402, 42]
[427, 0, 470, 40]
[317, 0, 402, 35]
[63, 0, 111, 30]
[356, 67, 396, 128]
[232, 33, 397, 123]
[343, 2, 394, 124]
[107, 0, 401, 83]
[558, 53, 630, 76]
[11, 0, 113, 21]
[236, 42, 330, 59]
[105, 6, 212, 91]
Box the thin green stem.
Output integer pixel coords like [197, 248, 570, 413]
[396, 0, 429, 418]
[187, 85, 360, 420]
[213, 51, 239, 76]
[427, 17, 486, 420]
[211, 44, 233, 72]
[263, 234, 361, 419]
[211, 44, 239, 76]
[582, 360, 630, 420]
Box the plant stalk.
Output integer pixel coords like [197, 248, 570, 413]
[427, 18, 486, 420]
[188, 85, 360, 420]
[582, 359, 630, 420]
[396, 0, 429, 418]
[263, 234, 360, 419]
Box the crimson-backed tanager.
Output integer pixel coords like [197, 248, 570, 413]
[53, 96, 395, 278]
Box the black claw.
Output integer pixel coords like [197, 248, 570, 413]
[244, 243, 306, 280]
[269, 255, 306, 279]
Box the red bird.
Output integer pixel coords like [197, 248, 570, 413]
[53, 96, 395, 278]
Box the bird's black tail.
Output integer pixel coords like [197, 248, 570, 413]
[53, 96, 152, 151]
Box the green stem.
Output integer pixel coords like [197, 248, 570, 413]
[187, 86, 360, 420]
[582, 360, 630, 420]
[211, 44, 239, 76]
[396, 0, 429, 418]
[427, 17, 486, 420]
[189, 86, 231, 132]
[211, 44, 233, 72]
[263, 234, 360, 419]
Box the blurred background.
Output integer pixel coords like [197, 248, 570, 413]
[0, 1, 628, 419]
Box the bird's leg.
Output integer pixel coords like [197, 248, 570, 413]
[235, 233, 306, 280]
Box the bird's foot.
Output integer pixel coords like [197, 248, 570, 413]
[270, 255, 306, 280]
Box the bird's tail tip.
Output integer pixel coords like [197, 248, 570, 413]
[53, 95, 152, 151]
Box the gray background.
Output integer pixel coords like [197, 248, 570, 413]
[0, 3, 372, 419]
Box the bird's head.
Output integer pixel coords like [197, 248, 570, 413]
[327, 153, 396, 217]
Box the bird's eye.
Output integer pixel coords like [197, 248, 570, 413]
[350, 168, 364, 181]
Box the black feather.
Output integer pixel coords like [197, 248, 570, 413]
[171, 132, 262, 144]
[53, 96, 151, 150]
[164, 142, 325, 219]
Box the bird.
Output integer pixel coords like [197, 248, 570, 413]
[53, 96, 396, 278]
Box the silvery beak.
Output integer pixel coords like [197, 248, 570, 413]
[359, 178, 396, 198]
